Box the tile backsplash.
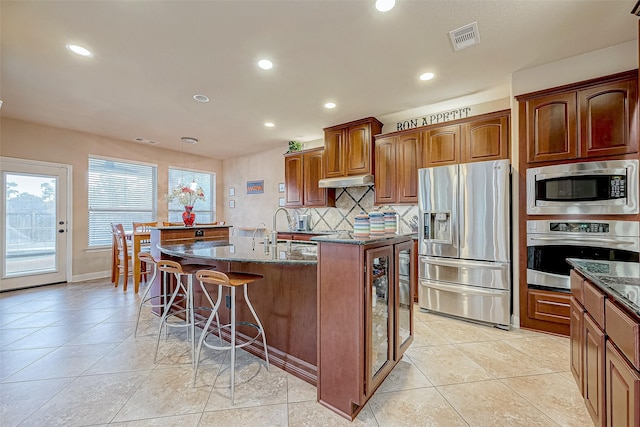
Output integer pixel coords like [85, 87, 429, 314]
[294, 186, 419, 234]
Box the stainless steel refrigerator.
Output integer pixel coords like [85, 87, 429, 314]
[418, 159, 511, 329]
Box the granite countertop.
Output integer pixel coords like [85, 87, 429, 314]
[311, 231, 413, 245]
[157, 236, 317, 265]
[567, 258, 640, 316]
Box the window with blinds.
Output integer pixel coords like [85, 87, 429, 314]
[88, 156, 157, 247]
[168, 168, 216, 223]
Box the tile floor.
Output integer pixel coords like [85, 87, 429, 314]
[1, 278, 593, 427]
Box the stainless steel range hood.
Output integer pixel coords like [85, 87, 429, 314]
[318, 174, 374, 188]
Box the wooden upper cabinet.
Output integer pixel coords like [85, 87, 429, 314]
[580, 80, 638, 158]
[518, 70, 638, 164]
[526, 92, 578, 163]
[284, 153, 303, 207]
[285, 148, 334, 208]
[323, 117, 383, 178]
[324, 128, 345, 178]
[396, 132, 421, 203]
[462, 115, 509, 163]
[303, 147, 332, 207]
[374, 136, 396, 205]
[346, 122, 372, 176]
[422, 124, 461, 167]
[374, 132, 420, 205]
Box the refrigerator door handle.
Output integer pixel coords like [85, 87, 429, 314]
[420, 256, 508, 270]
[420, 279, 507, 296]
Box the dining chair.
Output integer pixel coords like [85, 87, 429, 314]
[194, 221, 218, 226]
[110, 223, 132, 291]
[163, 221, 184, 226]
[132, 221, 157, 291]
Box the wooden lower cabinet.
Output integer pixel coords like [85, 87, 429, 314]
[570, 297, 585, 393]
[570, 269, 640, 427]
[527, 289, 571, 331]
[606, 341, 640, 427]
[584, 312, 606, 427]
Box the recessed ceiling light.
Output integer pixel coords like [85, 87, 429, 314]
[264, 122, 275, 127]
[66, 44, 92, 57]
[375, 0, 395, 12]
[193, 94, 209, 103]
[324, 102, 336, 109]
[419, 72, 435, 81]
[181, 137, 198, 144]
[258, 59, 273, 70]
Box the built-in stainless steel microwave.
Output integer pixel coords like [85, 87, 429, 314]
[526, 159, 638, 215]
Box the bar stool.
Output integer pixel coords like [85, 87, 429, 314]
[134, 252, 174, 337]
[153, 260, 211, 366]
[193, 270, 269, 404]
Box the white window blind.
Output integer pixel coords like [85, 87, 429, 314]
[88, 156, 157, 246]
[168, 168, 215, 223]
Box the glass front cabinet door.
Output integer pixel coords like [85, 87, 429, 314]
[395, 240, 414, 358]
[365, 246, 394, 395]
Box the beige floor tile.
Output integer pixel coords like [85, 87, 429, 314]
[288, 400, 379, 426]
[2, 323, 96, 350]
[0, 326, 41, 346]
[287, 373, 317, 403]
[368, 388, 468, 426]
[410, 321, 451, 347]
[0, 311, 32, 326]
[438, 379, 557, 426]
[407, 345, 494, 385]
[200, 403, 288, 426]
[376, 358, 434, 393]
[113, 366, 214, 422]
[426, 318, 503, 344]
[501, 373, 592, 427]
[205, 354, 287, 410]
[503, 334, 571, 372]
[21, 371, 150, 426]
[0, 347, 54, 381]
[84, 338, 165, 375]
[110, 413, 202, 426]
[0, 377, 74, 427]
[4, 342, 118, 381]
[456, 340, 553, 378]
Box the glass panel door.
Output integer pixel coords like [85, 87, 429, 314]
[396, 240, 414, 355]
[366, 245, 393, 392]
[1, 158, 69, 291]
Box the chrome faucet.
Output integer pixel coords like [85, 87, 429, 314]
[251, 221, 267, 250]
[272, 207, 292, 246]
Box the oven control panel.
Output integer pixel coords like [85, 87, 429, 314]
[549, 222, 610, 233]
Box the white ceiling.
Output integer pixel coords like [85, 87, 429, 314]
[1, 1, 638, 159]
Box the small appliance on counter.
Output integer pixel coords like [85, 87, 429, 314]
[297, 214, 311, 231]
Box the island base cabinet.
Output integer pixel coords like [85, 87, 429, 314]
[606, 341, 640, 427]
[317, 236, 413, 421]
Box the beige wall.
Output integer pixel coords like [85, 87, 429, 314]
[221, 144, 289, 232]
[1, 117, 223, 280]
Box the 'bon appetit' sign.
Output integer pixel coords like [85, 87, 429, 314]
[395, 106, 472, 131]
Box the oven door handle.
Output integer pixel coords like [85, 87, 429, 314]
[529, 236, 636, 245]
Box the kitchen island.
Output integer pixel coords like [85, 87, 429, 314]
[154, 236, 319, 385]
[567, 259, 639, 427]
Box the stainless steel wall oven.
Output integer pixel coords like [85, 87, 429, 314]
[526, 220, 639, 292]
[526, 159, 638, 215]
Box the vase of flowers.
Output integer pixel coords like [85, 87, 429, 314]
[166, 181, 205, 227]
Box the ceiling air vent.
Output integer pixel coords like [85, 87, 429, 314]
[133, 137, 159, 145]
[449, 22, 480, 51]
